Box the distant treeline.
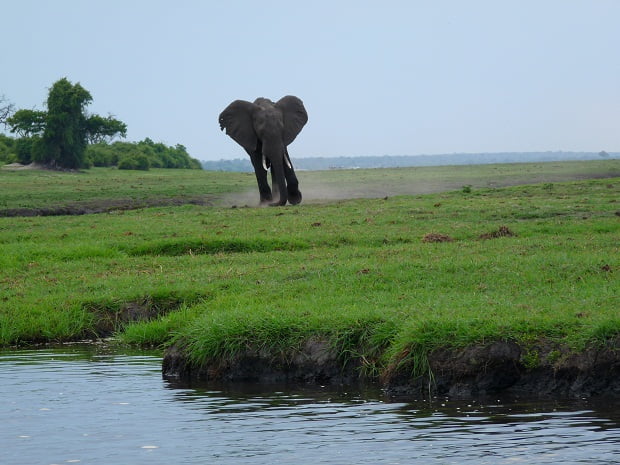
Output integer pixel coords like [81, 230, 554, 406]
[0, 135, 202, 170]
[202, 151, 618, 172]
[86, 139, 202, 170]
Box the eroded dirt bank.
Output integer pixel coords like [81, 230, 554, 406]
[0, 196, 215, 217]
[162, 338, 620, 398]
[386, 339, 620, 398]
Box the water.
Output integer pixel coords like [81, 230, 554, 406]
[1, 347, 619, 465]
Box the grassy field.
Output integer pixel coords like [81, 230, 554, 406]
[1, 159, 619, 211]
[0, 160, 618, 379]
[0, 166, 247, 212]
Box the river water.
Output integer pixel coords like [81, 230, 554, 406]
[1, 347, 618, 465]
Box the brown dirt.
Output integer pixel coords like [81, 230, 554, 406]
[162, 337, 364, 385]
[84, 294, 200, 338]
[479, 226, 517, 240]
[1, 162, 88, 173]
[162, 338, 620, 399]
[422, 233, 454, 243]
[386, 338, 620, 399]
[0, 196, 216, 217]
[2, 162, 55, 171]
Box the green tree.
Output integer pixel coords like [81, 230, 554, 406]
[6, 109, 46, 137]
[7, 78, 126, 169]
[85, 115, 129, 144]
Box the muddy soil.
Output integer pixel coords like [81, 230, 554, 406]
[162, 337, 364, 385]
[385, 338, 620, 398]
[79, 294, 205, 340]
[0, 196, 215, 217]
[162, 338, 620, 399]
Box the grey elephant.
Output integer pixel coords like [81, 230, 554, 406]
[219, 96, 308, 206]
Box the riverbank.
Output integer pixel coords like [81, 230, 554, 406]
[1, 162, 618, 398]
[162, 337, 620, 398]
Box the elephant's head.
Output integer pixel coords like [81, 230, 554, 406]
[219, 96, 308, 206]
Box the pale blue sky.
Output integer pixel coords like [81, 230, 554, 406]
[2, 0, 619, 160]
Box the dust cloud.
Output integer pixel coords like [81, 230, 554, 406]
[217, 177, 431, 208]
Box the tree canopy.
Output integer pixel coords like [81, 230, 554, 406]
[7, 78, 126, 169]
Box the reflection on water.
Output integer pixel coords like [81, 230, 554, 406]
[1, 347, 619, 465]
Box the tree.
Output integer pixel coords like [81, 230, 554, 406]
[7, 78, 126, 169]
[0, 94, 15, 127]
[7, 109, 46, 137]
[84, 115, 129, 144]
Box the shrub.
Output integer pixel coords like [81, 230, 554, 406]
[14, 136, 40, 164]
[118, 154, 150, 170]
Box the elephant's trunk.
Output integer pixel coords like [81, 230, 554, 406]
[262, 153, 291, 172]
[264, 143, 287, 206]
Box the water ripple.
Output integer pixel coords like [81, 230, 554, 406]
[1, 348, 619, 465]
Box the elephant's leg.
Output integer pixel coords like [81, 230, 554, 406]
[247, 147, 272, 205]
[283, 148, 302, 205]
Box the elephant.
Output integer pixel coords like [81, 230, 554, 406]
[219, 96, 308, 206]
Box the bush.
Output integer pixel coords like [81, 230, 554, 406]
[84, 139, 201, 170]
[87, 143, 119, 167]
[0, 134, 17, 164]
[118, 154, 150, 170]
[14, 136, 41, 164]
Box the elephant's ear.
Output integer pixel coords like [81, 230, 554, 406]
[275, 96, 308, 146]
[219, 100, 258, 152]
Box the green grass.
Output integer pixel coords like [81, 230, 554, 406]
[0, 167, 249, 211]
[1, 159, 619, 211]
[0, 161, 618, 380]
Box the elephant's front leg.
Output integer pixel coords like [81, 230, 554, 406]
[283, 148, 302, 205]
[247, 148, 272, 205]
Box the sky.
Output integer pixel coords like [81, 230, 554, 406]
[2, 0, 619, 161]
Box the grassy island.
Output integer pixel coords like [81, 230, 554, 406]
[1, 160, 618, 395]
